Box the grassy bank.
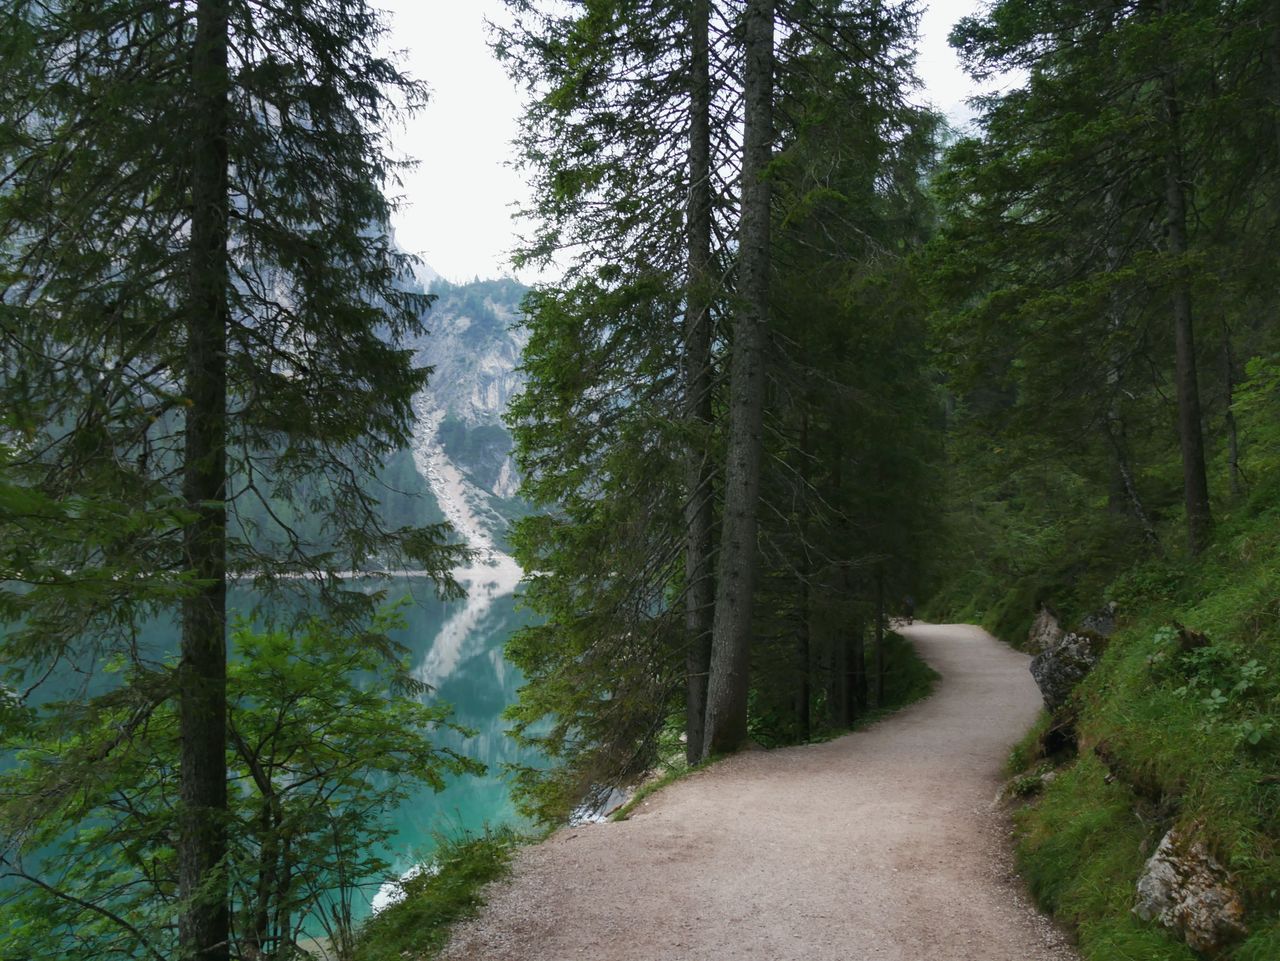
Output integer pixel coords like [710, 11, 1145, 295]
[998, 504, 1280, 960]
[352, 828, 521, 961]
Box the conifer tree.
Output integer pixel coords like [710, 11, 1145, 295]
[494, 0, 742, 812]
[702, 0, 775, 758]
[938, 0, 1277, 558]
[500, 0, 943, 801]
[0, 3, 464, 957]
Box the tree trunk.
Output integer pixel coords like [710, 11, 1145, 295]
[795, 414, 811, 741]
[796, 569, 811, 740]
[847, 616, 867, 719]
[1102, 188, 1160, 547]
[874, 567, 886, 706]
[1270, 5, 1280, 165]
[683, 0, 716, 764]
[179, 3, 231, 960]
[702, 0, 773, 759]
[827, 621, 848, 727]
[1221, 323, 1240, 497]
[1161, 64, 1213, 555]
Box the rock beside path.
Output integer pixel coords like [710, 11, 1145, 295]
[1029, 631, 1105, 712]
[1134, 822, 1248, 955]
[1027, 605, 1064, 654]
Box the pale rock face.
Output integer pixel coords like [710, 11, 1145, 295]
[403, 278, 529, 544]
[492, 456, 519, 500]
[1027, 605, 1064, 654]
[1134, 822, 1248, 954]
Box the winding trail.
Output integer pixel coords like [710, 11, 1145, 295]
[441, 623, 1079, 961]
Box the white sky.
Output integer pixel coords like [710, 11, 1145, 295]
[378, 0, 988, 284]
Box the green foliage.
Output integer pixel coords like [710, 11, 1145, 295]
[1234, 354, 1280, 502]
[351, 828, 520, 961]
[501, 276, 687, 824]
[1016, 757, 1198, 961]
[0, 611, 480, 961]
[498, 0, 946, 813]
[1, 4, 472, 953]
[749, 630, 939, 747]
[1008, 503, 1280, 959]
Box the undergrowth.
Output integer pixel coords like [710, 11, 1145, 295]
[352, 827, 521, 961]
[998, 502, 1280, 960]
[749, 628, 940, 747]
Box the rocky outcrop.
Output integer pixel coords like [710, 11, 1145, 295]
[1029, 631, 1106, 712]
[1079, 601, 1118, 638]
[1027, 605, 1064, 653]
[1134, 822, 1248, 955]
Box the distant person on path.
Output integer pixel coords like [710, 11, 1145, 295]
[903, 595, 915, 625]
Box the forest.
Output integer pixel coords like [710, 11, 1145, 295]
[2, 1, 1279, 960]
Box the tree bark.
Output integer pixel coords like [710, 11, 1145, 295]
[683, 0, 716, 764]
[702, 0, 774, 758]
[179, 3, 231, 960]
[796, 564, 811, 740]
[1221, 323, 1240, 497]
[795, 414, 811, 741]
[874, 567, 886, 706]
[1102, 189, 1160, 547]
[1161, 64, 1213, 555]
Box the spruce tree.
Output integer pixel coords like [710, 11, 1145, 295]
[702, 0, 775, 758]
[0, 3, 464, 957]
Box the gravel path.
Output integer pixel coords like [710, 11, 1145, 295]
[441, 622, 1079, 961]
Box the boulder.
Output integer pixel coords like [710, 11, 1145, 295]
[1027, 604, 1064, 654]
[1029, 631, 1105, 712]
[1079, 601, 1119, 638]
[1134, 822, 1248, 955]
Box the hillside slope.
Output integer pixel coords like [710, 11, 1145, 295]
[1003, 504, 1280, 961]
[406, 278, 530, 550]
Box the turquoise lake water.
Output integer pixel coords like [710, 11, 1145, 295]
[357, 577, 541, 913]
[4, 574, 542, 927]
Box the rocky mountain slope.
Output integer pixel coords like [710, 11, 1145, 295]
[405, 276, 530, 550]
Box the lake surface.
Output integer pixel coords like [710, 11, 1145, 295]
[4, 565, 541, 927]
[357, 571, 540, 915]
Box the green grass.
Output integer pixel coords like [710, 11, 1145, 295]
[1003, 504, 1280, 960]
[351, 827, 522, 961]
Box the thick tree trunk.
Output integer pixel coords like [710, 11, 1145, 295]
[1161, 66, 1213, 555]
[702, 0, 773, 759]
[179, 3, 231, 960]
[683, 0, 716, 764]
